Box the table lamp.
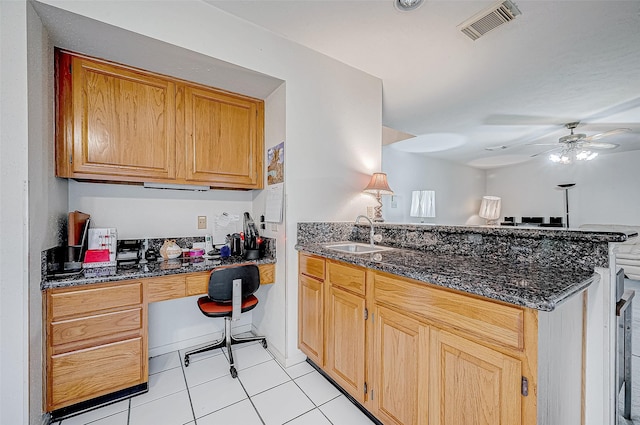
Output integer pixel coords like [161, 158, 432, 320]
[478, 196, 501, 225]
[363, 173, 394, 222]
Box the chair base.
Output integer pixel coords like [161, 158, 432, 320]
[183, 317, 267, 378]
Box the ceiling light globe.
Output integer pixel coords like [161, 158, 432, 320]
[395, 0, 424, 12]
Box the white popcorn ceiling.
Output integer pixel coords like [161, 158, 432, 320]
[207, 0, 640, 167]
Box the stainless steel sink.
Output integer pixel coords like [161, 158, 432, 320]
[325, 242, 393, 254]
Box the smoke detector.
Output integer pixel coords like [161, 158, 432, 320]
[458, 0, 522, 41]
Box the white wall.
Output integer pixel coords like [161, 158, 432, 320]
[486, 151, 640, 228]
[382, 146, 487, 224]
[251, 84, 288, 364]
[26, 3, 69, 424]
[0, 3, 30, 424]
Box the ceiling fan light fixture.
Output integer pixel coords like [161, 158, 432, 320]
[549, 153, 570, 164]
[394, 0, 424, 12]
[576, 150, 598, 161]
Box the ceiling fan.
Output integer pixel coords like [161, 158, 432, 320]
[529, 122, 631, 164]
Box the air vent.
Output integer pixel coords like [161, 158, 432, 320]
[458, 0, 522, 41]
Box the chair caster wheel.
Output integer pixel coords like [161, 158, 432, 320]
[261, 339, 268, 349]
[184, 356, 190, 367]
[230, 367, 238, 378]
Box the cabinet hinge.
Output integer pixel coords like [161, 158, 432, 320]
[371, 389, 374, 400]
[521, 376, 528, 396]
[364, 382, 367, 395]
[69, 154, 72, 164]
[364, 308, 368, 321]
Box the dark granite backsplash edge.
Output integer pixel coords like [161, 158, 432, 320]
[42, 236, 276, 281]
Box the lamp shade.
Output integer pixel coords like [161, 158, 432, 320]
[363, 173, 394, 195]
[478, 196, 501, 220]
[410, 190, 435, 218]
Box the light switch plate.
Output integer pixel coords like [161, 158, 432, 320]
[197, 216, 207, 229]
[366, 206, 374, 219]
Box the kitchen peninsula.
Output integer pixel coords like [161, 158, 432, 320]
[296, 222, 634, 425]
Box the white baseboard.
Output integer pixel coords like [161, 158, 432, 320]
[148, 323, 252, 358]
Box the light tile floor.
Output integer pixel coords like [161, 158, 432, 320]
[52, 339, 376, 425]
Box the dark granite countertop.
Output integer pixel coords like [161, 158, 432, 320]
[295, 242, 596, 312]
[41, 255, 276, 290]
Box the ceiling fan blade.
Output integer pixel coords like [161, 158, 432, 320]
[580, 141, 619, 150]
[530, 146, 560, 158]
[525, 143, 560, 146]
[583, 128, 631, 142]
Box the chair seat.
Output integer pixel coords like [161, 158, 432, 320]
[197, 294, 259, 317]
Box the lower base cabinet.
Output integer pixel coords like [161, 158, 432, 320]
[298, 253, 537, 425]
[45, 280, 146, 412]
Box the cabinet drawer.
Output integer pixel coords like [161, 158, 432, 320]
[186, 271, 209, 296]
[49, 282, 142, 320]
[374, 272, 524, 351]
[51, 308, 142, 349]
[48, 337, 144, 410]
[299, 253, 325, 281]
[146, 275, 186, 302]
[258, 263, 275, 285]
[185, 264, 276, 297]
[327, 260, 365, 296]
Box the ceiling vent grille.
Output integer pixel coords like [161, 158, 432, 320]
[458, 0, 522, 41]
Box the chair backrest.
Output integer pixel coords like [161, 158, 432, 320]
[208, 264, 260, 302]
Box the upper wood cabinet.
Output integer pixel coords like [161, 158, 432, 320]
[181, 85, 263, 187]
[56, 50, 264, 189]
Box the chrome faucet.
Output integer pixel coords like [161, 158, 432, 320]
[355, 215, 375, 246]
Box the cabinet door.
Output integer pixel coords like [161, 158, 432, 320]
[325, 286, 366, 403]
[69, 55, 176, 180]
[373, 306, 430, 425]
[299, 274, 324, 365]
[182, 85, 263, 188]
[429, 329, 522, 425]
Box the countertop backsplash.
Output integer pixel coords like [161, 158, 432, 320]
[42, 235, 276, 283]
[297, 222, 634, 271]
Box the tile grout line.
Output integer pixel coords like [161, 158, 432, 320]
[178, 351, 198, 425]
[235, 363, 267, 425]
[285, 365, 341, 425]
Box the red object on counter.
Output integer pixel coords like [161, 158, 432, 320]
[84, 249, 110, 263]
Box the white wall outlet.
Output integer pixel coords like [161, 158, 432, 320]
[271, 223, 278, 232]
[197, 216, 207, 229]
[366, 206, 374, 219]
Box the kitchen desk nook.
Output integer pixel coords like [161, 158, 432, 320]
[41, 255, 275, 419]
[295, 222, 636, 425]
